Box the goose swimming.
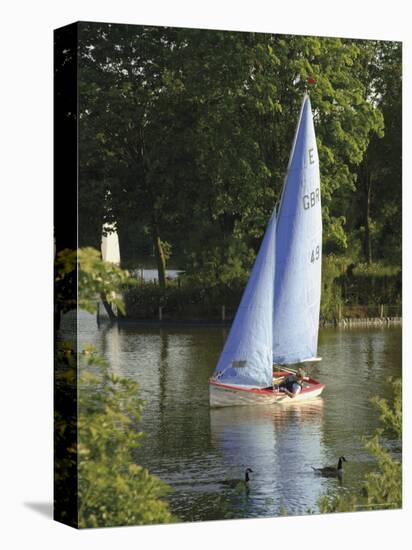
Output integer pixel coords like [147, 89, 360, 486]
[312, 456, 347, 477]
[222, 468, 254, 488]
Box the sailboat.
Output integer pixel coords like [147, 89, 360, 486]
[209, 93, 325, 407]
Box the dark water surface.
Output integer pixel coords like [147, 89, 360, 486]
[73, 314, 401, 521]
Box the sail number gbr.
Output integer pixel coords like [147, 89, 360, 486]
[310, 245, 320, 263]
[303, 187, 320, 210]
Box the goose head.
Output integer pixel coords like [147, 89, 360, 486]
[245, 468, 254, 482]
[337, 456, 347, 470]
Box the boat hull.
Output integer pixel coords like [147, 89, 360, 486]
[209, 373, 325, 408]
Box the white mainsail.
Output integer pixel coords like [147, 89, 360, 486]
[273, 94, 322, 364]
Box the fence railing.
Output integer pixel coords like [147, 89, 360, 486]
[336, 304, 402, 320]
[117, 299, 401, 323]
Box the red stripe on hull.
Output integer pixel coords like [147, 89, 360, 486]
[209, 371, 325, 407]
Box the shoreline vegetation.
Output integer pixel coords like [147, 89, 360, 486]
[109, 262, 401, 325]
[106, 316, 403, 328]
[57, 248, 401, 328]
[55, 248, 177, 527]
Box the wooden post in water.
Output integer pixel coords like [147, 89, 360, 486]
[221, 305, 226, 321]
[159, 306, 163, 321]
[380, 304, 384, 318]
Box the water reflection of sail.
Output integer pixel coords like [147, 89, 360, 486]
[210, 406, 277, 477]
[210, 400, 325, 516]
[102, 323, 122, 374]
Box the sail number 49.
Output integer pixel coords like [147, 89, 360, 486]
[310, 245, 320, 263]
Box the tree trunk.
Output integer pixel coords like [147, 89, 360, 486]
[117, 219, 137, 269]
[100, 293, 117, 321]
[364, 173, 373, 265]
[152, 224, 167, 288]
[360, 157, 373, 265]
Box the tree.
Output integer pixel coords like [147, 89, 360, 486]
[351, 41, 401, 264]
[78, 24, 190, 284]
[77, 24, 392, 287]
[180, 33, 385, 282]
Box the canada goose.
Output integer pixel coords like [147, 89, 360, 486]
[312, 456, 347, 477]
[222, 468, 254, 488]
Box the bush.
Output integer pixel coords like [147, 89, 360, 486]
[318, 377, 402, 513]
[320, 255, 350, 321]
[123, 259, 401, 322]
[77, 350, 176, 527]
[55, 247, 176, 527]
[55, 247, 136, 315]
[124, 281, 244, 320]
[342, 262, 402, 305]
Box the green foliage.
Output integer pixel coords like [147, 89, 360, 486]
[184, 233, 254, 289]
[54, 347, 78, 526]
[125, 260, 401, 321]
[341, 262, 401, 306]
[318, 492, 360, 514]
[55, 248, 175, 527]
[124, 280, 243, 320]
[352, 41, 402, 265]
[323, 215, 349, 253]
[370, 378, 402, 438]
[78, 247, 136, 314]
[77, 351, 176, 527]
[352, 262, 401, 278]
[361, 436, 401, 510]
[77, 24, 401, 285]
[360, 378, 402, 510]
[318, 377, 402, 513]
[320, 255, 350, 320]
[55, 247, 136, 315]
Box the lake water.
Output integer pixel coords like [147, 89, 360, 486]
[71, 313, 402, 521]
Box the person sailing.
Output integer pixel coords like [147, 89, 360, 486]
[275, 369, 305, 398]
